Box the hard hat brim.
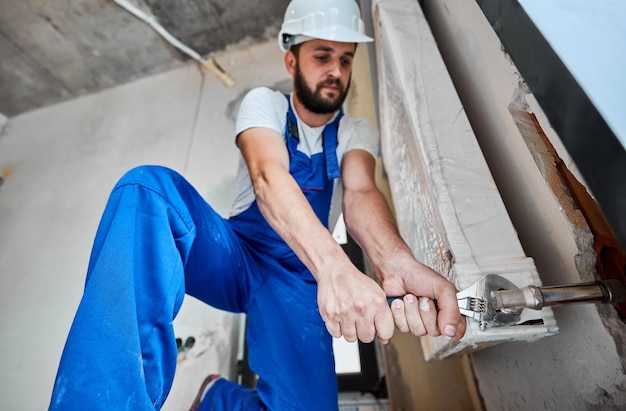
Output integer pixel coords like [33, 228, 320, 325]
[301, 26, 373, 44]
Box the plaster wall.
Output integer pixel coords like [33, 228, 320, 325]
[421, 0, 626, 409]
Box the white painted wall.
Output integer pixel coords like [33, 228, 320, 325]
[0, 40, 289, 410]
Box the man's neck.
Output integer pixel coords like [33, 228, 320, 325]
[291, 93, 335, 128]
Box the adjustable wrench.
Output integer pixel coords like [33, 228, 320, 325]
[388, 274, 521, 331]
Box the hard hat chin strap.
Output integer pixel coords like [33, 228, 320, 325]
[281, 33, 315, 51]
[281, 33, 295, 50]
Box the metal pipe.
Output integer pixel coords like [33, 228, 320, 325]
[541, 282, 608, 307]
[492, 279, 626, 311]
[113, 0, 235, 87]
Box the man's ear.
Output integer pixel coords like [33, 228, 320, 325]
[284, 49, 296, 76]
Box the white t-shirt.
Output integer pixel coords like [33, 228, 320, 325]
[230, 87, 379, 228]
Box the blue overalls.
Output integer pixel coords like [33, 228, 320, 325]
[49, 95, 344, 411]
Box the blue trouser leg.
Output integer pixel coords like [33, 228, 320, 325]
[50, 167, 189, 409]
[49, 166, 255, 409]
[242, 273, 338, 411]
[199, 379, 264, 410]
[49, 166, 338, 410]
[196, 269, 338, 411]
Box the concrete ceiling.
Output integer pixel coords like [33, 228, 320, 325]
[0, 0, 287, 117]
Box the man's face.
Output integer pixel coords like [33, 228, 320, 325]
[289, 40, 355, 114]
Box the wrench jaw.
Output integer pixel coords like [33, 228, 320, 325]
[481, 274, 524, 330]
[456, 291, 487, 327]
[457, 274, 524, 331]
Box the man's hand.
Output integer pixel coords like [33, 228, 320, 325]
[339, 149, 465, 342]
[316, 263, 395, 344]
[382, 260, 466, 341]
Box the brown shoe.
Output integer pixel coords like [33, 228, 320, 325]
[189, 374, 221, 411]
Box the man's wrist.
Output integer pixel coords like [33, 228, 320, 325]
[370, 243, 416, 281]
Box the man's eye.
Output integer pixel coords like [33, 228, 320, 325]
[315, 55, 330, 62]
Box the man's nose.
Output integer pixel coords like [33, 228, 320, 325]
[327, 58, 342, 78]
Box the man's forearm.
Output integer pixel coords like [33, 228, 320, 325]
[342, 186, 413, 281]
[238, 127, 353, 280]
[253, 163, 352, 279]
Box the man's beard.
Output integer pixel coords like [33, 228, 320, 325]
[294, 62, 351, 114]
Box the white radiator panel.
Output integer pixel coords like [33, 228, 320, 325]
[372, 0, 558, 359]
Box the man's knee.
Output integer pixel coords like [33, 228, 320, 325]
[112, 166, 197, 204]
[117, 165, 180, 188]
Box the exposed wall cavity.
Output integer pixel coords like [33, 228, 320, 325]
[508, 101, 598, 280]
[509, 97, 626, 318]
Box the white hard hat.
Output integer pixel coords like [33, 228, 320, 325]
[278, 0, 373, 52]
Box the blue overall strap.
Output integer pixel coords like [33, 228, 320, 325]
[284, 94, 343, 181]
[322, 111, 342, 180]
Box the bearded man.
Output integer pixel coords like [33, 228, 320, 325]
[49, 1, 465, 410]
